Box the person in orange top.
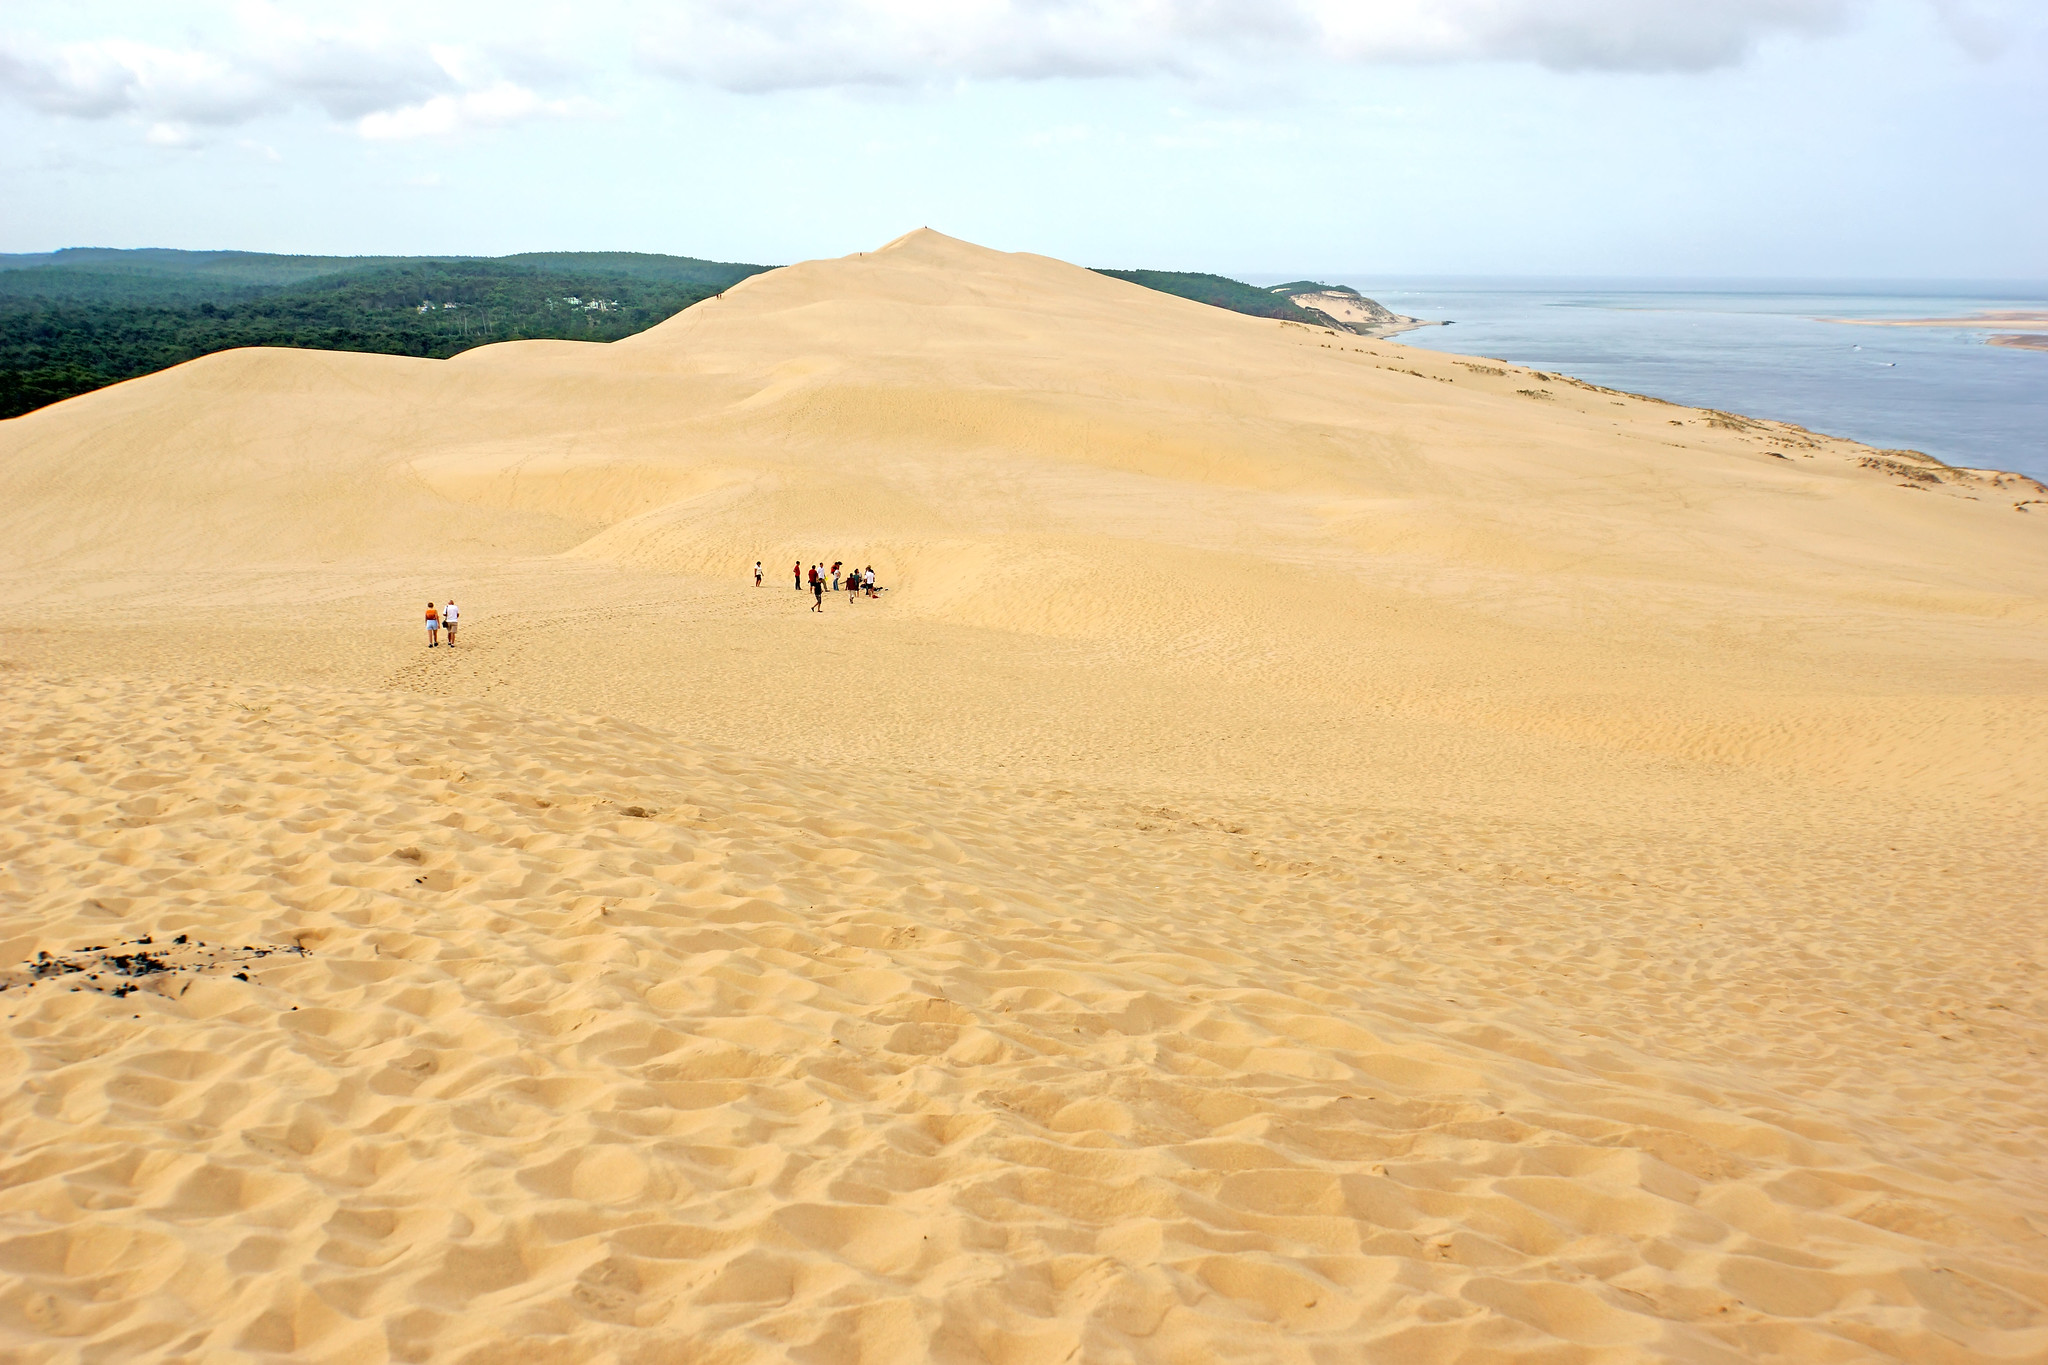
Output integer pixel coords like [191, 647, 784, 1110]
[425, 602, 440, 647]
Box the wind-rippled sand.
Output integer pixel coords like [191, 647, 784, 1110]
[1, 231, 2044, 1362]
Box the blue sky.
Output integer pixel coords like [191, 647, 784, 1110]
[3, 1, 2043, 277]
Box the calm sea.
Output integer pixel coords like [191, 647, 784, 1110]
[1291, 279, 2048, 482]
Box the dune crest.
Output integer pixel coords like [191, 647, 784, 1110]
[0, 231, 2044, 1362]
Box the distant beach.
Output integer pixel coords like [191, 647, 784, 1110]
[1815, 309, 2048, 329]
[1811, 310, 2048, 355]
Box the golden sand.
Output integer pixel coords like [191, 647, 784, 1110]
[1, 231, 2045, 1362]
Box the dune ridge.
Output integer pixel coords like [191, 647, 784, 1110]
[1, 230, 2045, 1361]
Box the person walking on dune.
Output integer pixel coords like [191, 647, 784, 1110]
[441, 598, 459, 647]
[809, 564, 824, 612]
[424, 602, 440, 648]
[793, 560, 802, 591]
[754, 560, 763, 587]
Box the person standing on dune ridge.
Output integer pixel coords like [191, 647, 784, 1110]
[424, 602, 440, 648]
[441, 598, 459, 647]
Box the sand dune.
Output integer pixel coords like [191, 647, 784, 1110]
[1, 230, 2045, 1362]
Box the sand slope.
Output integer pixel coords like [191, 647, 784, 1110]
[4, 677, 2044, 1364]
[1, 231, 2045, 1362]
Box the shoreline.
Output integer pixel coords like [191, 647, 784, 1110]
[1816, 310, 2048, 330]
[1387, 307, 2042, 479]
[1378, 338, 2045, 489]
[1359, 317, 1451, 340]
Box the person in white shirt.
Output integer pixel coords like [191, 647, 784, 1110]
[441, 599, 459, 646]
[754, 561, 763, 587]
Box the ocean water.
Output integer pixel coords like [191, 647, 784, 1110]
[1301, 279, 2048, 482]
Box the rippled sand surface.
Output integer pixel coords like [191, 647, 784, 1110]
[1, 231, 2044, 1363]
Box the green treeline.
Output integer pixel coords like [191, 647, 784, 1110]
[0, 250, 769, 419]
[1090, 269, 1329, 325]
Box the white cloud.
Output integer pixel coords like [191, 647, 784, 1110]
[636, 0, 2028, 91]
[0, 0, 2032, 147]
[1928, 0, 2027, 58]
[144, 121, 199, 149]
[1321, 0, 1857, 72]
[0, 14, 581, 143]
[0, 37, 274, 122]
[358, 82, 584, 140]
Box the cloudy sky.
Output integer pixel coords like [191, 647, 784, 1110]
[3, 1, 2043, 276]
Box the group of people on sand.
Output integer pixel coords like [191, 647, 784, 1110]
[417, 557, 884, 646]
[423, 600, 460, 647]
[753, 559, 880, 610]
[418, 559, 879, 646]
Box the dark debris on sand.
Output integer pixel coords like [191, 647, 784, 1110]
[1, 934, 310, 1001]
